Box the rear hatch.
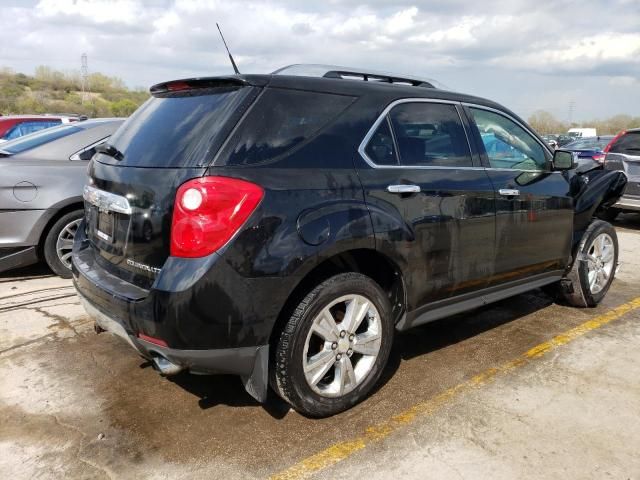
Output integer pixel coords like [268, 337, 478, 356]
[85, 78, 261, 288]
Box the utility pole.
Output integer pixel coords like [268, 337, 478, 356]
[80, 53, 89, 104]
[568, 100, 575, 125]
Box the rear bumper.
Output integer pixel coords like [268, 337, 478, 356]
[71, 222, 278, 401]
[613, 194, 640, 212]
[78, 293, 264, 377]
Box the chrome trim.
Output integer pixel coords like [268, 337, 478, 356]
[387, 184, 421, 194]
[499, 188, 520, 196]
[69, 137, 109, 161]
[358, 98, 474, 170]
[357, 98, 554, 174]
[83, 185, 132, 215]
[613, 196, 640, 211]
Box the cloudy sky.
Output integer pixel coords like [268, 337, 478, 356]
[1, 0, 639, 121]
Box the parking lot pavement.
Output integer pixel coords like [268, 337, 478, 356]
[1, 217, 639, 480]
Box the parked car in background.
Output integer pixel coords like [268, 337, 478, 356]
[542, 134, 574, 149]
[0, 114, 83, 143]
[601, 128, 640, 221]
[568, 127, 597, 138]
[0, 118, 124, 277]
[562, 135, 614, 172]
[72, 65, 626, 417]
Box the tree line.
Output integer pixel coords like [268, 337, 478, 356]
[527, 110, 640, 136]
[0, 66, 149, 118]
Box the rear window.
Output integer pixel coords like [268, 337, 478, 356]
[222, 88, 355, 166]
[610, 131, 640, 155]
[0, 125, 80, 154]
[101, 87, 255, 168]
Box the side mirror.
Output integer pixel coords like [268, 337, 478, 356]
[552, 150, 574, 171]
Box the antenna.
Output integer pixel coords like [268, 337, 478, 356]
[216, 23, 240, 75]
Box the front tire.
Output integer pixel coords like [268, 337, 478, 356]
[43, 210, 83, 279]
[561, 220, 618, 307]
[273, 273, 394, 417]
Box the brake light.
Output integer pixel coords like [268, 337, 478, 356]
[171, 176, 264, 258]
[592, 153, 605, 163]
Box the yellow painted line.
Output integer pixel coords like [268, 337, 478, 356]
[270, 296, 640, 480]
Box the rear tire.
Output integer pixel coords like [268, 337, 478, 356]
[273, 273, 394, 417]
[43, 210, 83, 279]
[559, 220, 618, 308]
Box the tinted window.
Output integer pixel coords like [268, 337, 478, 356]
[103, 87, 254, 168]
[388, 103, 472, 167]
[0, 125, 80, 154]
[2, 120, 62, 140]
[365, 119, 398, 165]
[470, 108, 547, 171]
[225, 88, 354, 166]
[610, 131, 640, 155]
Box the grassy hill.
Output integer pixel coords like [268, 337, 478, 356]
[0, 66, 149, 118]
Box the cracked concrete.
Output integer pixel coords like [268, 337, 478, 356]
[1, 216, 639, 479]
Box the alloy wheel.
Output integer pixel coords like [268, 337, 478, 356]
[56, 218, 82, 270]
[302, 294, 382, 398]
[585, 233, 615, 294]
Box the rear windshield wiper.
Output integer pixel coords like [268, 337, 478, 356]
[95, 143, 124, 161]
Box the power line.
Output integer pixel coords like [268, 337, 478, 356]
[568, 100, 575, 124]
[80, 53, 89, 104]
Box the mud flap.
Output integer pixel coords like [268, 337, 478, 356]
[241, 345, 269, 402]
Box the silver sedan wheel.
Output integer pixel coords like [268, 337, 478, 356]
[302, 294, 382, 398]
[56, 218, 82, 270]
[585, 233, 615, 294]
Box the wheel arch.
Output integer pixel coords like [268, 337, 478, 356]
[269, 248, 407, 351]
[36, 200, 84, 258]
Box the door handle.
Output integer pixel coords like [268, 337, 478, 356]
[387, 185, 421, 194]
[499, 188, 520, 196]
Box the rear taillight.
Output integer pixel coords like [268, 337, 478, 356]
[592, 153, 605, 163]
[170, 176, 264, 258]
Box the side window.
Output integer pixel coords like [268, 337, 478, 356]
[470, 108, 547, 171]
[364, 118, 398, 166]
[3, 125, 23, 140]
[388, 103, 472, 167]
[225, 89, 355, 166]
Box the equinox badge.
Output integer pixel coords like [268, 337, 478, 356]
[126, 259, 161, 274]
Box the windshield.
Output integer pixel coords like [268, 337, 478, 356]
[0, 124, 80, 154]
[564, 137, 612, 150]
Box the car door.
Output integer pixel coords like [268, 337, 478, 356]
[356, 99, 496, 314]
[464, 105, 573, 285]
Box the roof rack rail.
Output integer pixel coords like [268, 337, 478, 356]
[272, 64, 438, 89]
[323, 69, 434, 88]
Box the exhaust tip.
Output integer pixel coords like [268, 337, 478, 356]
[152, 356, 183, 376]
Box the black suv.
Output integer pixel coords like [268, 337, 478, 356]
[73, 65, 627, 417]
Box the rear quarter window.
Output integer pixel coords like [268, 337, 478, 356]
[222, 88, 355, 166]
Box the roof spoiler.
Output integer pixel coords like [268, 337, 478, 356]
[150, 77, 248, 95]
